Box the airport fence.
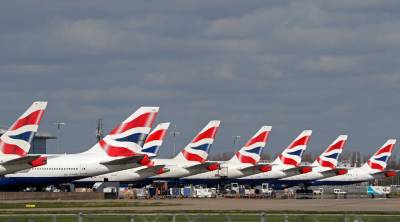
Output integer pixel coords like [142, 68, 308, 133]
[0, 213, 400, 222]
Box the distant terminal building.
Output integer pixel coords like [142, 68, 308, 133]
[0, 128, 56, 154]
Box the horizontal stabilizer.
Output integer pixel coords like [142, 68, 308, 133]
[135, 164, 168, 177]
[237, 164, 272, 176]
[1, 155, 44, 166]
[319, 167, 348, 177]
[371, 170, 398, 179]
[282, 165, 313, 177]
[100, 155, 150, 166]
[184, 162, 220, 174]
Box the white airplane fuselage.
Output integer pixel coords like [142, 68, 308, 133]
[76, 158, 201, 183]
[183, 161, 252, 180]
[278, 167, 335, 181]
[0, 153, 145, 187]
[315, 168, 375, 183]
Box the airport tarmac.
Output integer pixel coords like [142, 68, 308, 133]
[1, 198, 400, 214]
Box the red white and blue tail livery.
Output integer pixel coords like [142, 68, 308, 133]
[175, 120, 220, 163]
[182, 125, 273, 180]
[274, 135, 349, 186]
[74, 122, 170, 184]
[363, 139, 396, 172]
[315, 135, 347, 169]
[0, 106, 161, 188]
[141, 122, 170, 157]
[230, 126, 272, 165]
[0, 101, 47, 157]
[88, 107, 159, 157]
[274, 130, 312, 167]
[314, 139, 397, 186]
[0, 101, 48, 176]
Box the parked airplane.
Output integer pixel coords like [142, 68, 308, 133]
[148, 120, 221, 182]
[0, 101, 48, 175]
[238, 130, 313, 185]
[311, 139, 397, 186]
[180, 126, 272, 183]
[74, 122, 170, 185]
[273, 135, 348, 188]
[0, 106, 159, 189]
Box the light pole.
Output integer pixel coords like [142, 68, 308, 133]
[54, 122, 66, 153]
[170, 124, 180, 157]
[232, 135, 241, 154]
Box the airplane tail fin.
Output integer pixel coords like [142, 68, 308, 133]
[174, 120, 220, 163]
[141, 122, 170, 157]
[313, 135, 348, 169]
[86, 106, 159, 157]
[362, 139, 396, 172]
[228, 126, 272, 165]
[272, 130, 312, 167]
[0, 101, 48, 157]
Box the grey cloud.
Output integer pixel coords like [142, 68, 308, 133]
[0, 1, 399, 161]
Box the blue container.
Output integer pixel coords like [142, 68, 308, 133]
[183, 187, 192, 197]
[148, 187, 156, 197]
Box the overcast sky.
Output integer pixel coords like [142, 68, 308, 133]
[0, 0, 399, 161]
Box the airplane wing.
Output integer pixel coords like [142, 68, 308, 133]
[183, 162, 220, 175]
[100, 154, 149, 166]
[236, 164, 272, 177]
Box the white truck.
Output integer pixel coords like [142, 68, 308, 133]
[333, 188, 347, 199]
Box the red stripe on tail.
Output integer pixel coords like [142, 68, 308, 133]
[375, 144, 394, 156]
[109, 112, 157, 135]
[144, 129, 167, 143]
[0, 140, 27, 156]
[245, 131, 269, 147]
[236, 152, 257, 164]
[288, 136, 310, 149]
[181, 150, 205, 163]
[325, 140, 346, 152]
[99, 139, 136, 157]
[191, 127, 218, 143]
[10, 110, 45, 131]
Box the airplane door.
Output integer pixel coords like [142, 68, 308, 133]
[80, 164, 88, 176]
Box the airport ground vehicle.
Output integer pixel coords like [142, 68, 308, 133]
[367, 185, 391, 198]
